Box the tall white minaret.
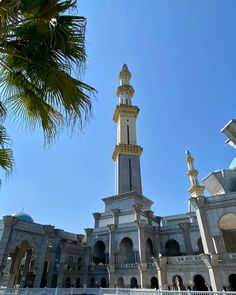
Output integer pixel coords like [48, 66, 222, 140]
[186, 150, 205, 198]
[112, 64, 143, 195]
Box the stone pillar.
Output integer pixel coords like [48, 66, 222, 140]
[136, 219, 146, 263]
[84, 228, 93, 287]
[137, 262, 148, 289]
[8, 246, 25, 287]
[136, 219, 147, 288]
[56, 263, 65, 287]
[190, 196, 215, 253]
[107, 224, 116, 287]
[107, 224, 116, 265]
[179, 222, 193, 255]
[107, 264, 115, 288]
[46, 241, 58, 288]
[146, 210, 153, 226]
[212, 235, 226, 254]
[0, 216, 14, 275]
[153, 217, 162, 255]
[132, 204, 142, 221]
[93, 213, 101, 228]
[201, 254, 223, 291]
[33, 237, 48, 287]
[111, 208, 120, 225]
[21, 249, 32, 287]
[152, 256, 168, 290]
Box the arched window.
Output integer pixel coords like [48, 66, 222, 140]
[65, 277, 71, 288]
[173, 275, 185, 290]
[67, 256, 74, 270]
[146, 239, 154, 262]
[130, 277, 138, 288]
[76, 278, 80, 288]
[93, 241, 106, 264]
[165, 240, 180, 256]
[119, 238, 135, 264]
[100, 277, 106, 288]
[150, 277, 159, 289]
[193, 275, 208, 291]
[117, 277, 124, 288]
[90, 278, 95, 288]
[219, 213, 236, 253]
[228, 274, 236, 291]
[77, 257, 82, 271]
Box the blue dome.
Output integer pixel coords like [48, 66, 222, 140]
[229, 157, 236, 170]
[11, 212, 34, 223]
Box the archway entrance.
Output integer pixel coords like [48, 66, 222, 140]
[93, 241, 106, 264]
[229, 274, 236, 291]
[130, 277, 138, 288]
[65, 277, 71, 288]
[6, 240, 36, 288]
[193, 275, 208, 291]
[117, 277, 124, 288]
[165, 240, 180, 256]
[76, 277, 80, 288]
[219, 213, 236, 253]
[100, 277, 106, 288]
[150, 277, 159, 289]
[90, 278, 95, 288]
[119, 238, 135, 264]
[173, 275, 185, 290]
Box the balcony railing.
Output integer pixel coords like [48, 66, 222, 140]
[0, 288, 235, 295]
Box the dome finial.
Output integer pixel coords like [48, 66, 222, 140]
[186, 150, 191, 157]
[122, 63, 128, 71]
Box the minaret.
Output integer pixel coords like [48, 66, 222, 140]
[185, 150, 205, 198]
[112, 64, 143, 195]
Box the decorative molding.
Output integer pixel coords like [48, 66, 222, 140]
[187, 169, 198, 176]
[113, 105, 139, 122]
[112, 144, 143, 160]
[116, 85, 134, 98]
[188, 185, 205, 197]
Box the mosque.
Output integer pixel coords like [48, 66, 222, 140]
[0, 65, 236, 291]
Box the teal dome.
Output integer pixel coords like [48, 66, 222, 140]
[11, 212, 34, 223]
[229, 157, 236, 170]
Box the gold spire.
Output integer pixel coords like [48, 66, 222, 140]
[186, 150, 205, 198]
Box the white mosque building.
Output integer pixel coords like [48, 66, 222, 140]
[0, 65, 236, 291]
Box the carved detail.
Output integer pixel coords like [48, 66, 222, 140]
[107, 224, 116, 233]
[112, 144, 143, 161]
[179, 222, 190, 232]
[113, 105, 139, 123]
[151, 256, 167, 270]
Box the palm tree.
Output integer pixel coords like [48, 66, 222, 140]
[0, 0, 95, 173]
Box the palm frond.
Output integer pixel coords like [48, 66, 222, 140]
[0, 125, 14, 174]
[0, 0, 95, 146]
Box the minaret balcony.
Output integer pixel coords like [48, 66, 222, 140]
[113, 104, 139, 122]
[112, 144, 143, 161]
[116, 84, 134, 97]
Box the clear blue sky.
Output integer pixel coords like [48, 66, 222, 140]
[1, 0, 236, 234]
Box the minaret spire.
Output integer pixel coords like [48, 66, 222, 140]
[112, 65, 143, 195]
[186, 150, 205, 198]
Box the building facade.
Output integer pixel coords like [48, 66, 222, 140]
[0, 65, 236, 291]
